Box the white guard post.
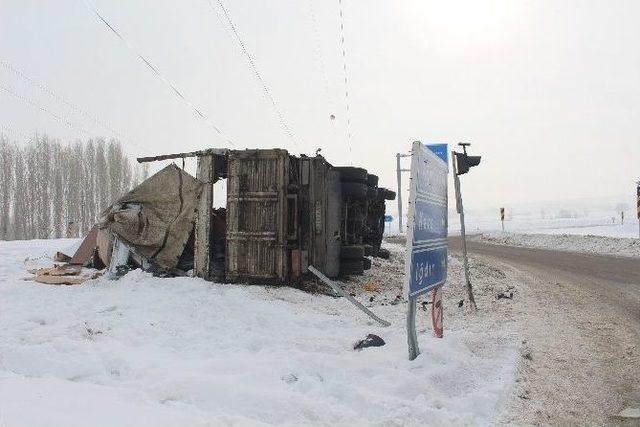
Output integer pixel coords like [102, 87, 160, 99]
[404, 142, 449, 361]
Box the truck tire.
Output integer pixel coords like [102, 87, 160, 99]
[367, 174, 379, 187]
[377, 188, 396, 200]
[341, 245, 365, 259]
[366, 187, 378, 199]
[340, 259, 364, 275]
[377, 248, 390, 259]
[342, 182, 368, 199]
[336, 167, 367, 183]
[363, 257, 372, 270]
[363, 244, 373, 256]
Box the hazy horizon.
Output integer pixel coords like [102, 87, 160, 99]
[2, 0, 639, 212]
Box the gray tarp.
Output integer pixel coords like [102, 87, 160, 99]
[99, 164, 202, 271]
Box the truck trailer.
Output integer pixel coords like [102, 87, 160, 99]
[98, 148, 395, 285]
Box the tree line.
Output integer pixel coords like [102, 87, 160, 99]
[0, 134, 148, 241]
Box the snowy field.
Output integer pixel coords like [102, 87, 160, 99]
[473, 232, 640, 258]
[0, 239, 520, 426]
[385, 195, 640, 239]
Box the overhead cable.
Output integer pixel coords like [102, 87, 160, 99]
[337, 0, 354, 163]
[83, 0, 235, 147]
[207, 0, 298, 148]
[0, 58, 142, 151]
[0, 83, 90, 138]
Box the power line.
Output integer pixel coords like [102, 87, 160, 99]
[0, 58, 142, 151]
[207, 0, 299, 148]
[83, 0, 235, 147]
[308, 0, 335, 121]
[337, 0, 354, 164]
[0, 83, 91, 139]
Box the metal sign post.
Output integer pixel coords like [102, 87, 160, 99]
[404, 142, 449, 361]
[396, 153, 411, 233]
[451, 143, 481, 309]
[452, 152, 477, 311]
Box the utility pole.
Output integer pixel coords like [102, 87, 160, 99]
[452, 143, 481, 310]
[396, 152, 411, 233]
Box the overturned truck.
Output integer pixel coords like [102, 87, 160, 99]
[98, 148, 395, 284]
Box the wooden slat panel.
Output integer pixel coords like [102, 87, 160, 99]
[226, 150, 288, 282]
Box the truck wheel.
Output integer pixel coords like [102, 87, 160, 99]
[363, 244, 373, 256]
[367, 174, 379, 187]
[363, 257, 372, 270]
[342, 182, 368, 199]
[341, 245, 365, 259]
[340, 259, 364, 275]
[377, 188, 396, 200]
[336, 167, 367, 183]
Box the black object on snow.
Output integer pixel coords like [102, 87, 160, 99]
[353, 334, 386, 350]
[497, 292, 514, 300]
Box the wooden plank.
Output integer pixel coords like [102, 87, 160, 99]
[195, 155, 214, 279]
[69, 225, 98, 266]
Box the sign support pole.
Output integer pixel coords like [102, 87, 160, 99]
[407, 299, 419, 360]
[453, 152, 477, 310]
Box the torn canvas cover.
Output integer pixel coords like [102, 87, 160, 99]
[99, 164, 202, 271]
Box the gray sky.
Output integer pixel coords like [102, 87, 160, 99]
[1, 0, 639, 211]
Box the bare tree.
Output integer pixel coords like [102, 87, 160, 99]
[0, 134, 140, 240]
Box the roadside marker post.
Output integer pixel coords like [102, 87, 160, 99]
[500, 207, 505, 232]
[636, 181, 640, 238]
[404, 141, 449, 361]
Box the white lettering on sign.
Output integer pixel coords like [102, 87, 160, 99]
[414, 261, 437, 286]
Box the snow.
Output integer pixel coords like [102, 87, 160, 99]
[473, 232, 640, 258]
[0, 238, 518, 426]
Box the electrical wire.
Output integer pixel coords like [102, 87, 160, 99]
[308, 0, 335, 123]
[0, 83, 91, 138]
[0, 58, 144, 152]
[207, 0, 299, 148]
[337, 0, 354, 164]
[83, 0, 235, 147]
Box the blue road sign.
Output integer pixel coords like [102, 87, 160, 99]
[426, 143, 448, 164]
[384, 215, 393, 223]
[404, 142, 448, 299]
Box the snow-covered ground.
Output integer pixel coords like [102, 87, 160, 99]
[0, 238, 521, 426]
[473, 232, 640, 258]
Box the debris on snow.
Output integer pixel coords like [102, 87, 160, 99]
[353, 333, 386, 350]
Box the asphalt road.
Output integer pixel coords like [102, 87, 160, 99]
[448, 236, 640, 424]
[448, 236, 640, 286]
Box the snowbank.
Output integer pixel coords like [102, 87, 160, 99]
[0, 239, 519, 426]
[474, 232, 640, 258]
